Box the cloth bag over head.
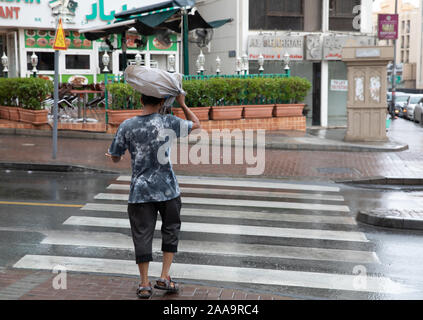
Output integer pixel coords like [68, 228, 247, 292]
[124, 65, 186, 108]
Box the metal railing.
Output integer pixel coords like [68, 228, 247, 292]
[183, 72, 290, 81]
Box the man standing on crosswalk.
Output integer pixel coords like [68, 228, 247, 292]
[106, 93, 201, 299]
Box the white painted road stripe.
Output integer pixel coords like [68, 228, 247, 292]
[107, 185, 345, 202]
[117, 176, 341, 193]
[13, 255, 414, 294]
[94, 193, 351, 213]
[82, 203, 356, 225]
[40, 230, 379, 264]
[63, 216, 368, 242]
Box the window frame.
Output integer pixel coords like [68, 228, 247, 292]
[265, 0, 304, 17]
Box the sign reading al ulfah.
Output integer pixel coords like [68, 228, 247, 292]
[248, 35, 304, 61]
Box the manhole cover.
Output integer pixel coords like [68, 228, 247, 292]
[316, 167, 361, 174]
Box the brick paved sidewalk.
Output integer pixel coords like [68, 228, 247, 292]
[0, 269, 293, 301]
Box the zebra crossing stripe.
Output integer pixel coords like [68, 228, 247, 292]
[63, 216, 368, 242]
[93, 193, 351, 213]
[81, 203, 357, 225]
[40, 230, 379, 264]
[116, 176, 341, 193]
[106, 185, 346, 202]
[13, 255, 415, 294]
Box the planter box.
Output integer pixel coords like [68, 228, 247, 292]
[0, 106, 11, 120]
[210, 106, 244, 121]
[107, 109, 141, 126]
[274, 104, 305, 117]
[172, 107, 211, 121]
[8, 107, 20, 122]
[243, 105, 275, 119]
[19, 108, 49, 125]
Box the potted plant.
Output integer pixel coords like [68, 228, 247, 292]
[209, 78, 244, 120]
[273, 77, 311, 117]
[243, 78, 275, 119]
[17, 78, 53, 125]
[0, 78, 19, 121]
[106, 83, 143, 126]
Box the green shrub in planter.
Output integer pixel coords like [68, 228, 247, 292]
[107, 83, 143, 110]
[181, 77, 311, 108]
[0, 78, 20, 107]
[17, 78, 53, 110]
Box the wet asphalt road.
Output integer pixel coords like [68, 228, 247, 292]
[0, 170, 423, 300]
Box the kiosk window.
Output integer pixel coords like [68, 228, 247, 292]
[65, 55, 90, 70]
[27, 52, 55, 71]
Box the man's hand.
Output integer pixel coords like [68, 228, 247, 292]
[105, 152, 123, 163]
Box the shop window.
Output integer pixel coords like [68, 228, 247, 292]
[249, 0, 304, 31]
[329, 0, 361, 31]
[65, 54, 90, 70]
[27, 52, 55, 71]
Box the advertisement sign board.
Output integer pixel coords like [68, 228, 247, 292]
[378, 14, 399, 40]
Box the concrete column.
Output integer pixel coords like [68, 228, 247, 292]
[320, 60, 329, 127]
[360, 0, 374, 34]
[304, 0, 322, 32]
[322, 0, 329, 32]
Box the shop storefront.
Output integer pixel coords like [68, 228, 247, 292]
[0, 0, 179, 83]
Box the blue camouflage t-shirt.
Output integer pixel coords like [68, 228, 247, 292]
[109, 113, 193, 203]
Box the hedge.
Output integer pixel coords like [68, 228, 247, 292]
[182, 77, 311, 107]
[0, 78, 53, 110]
[107, 76, 312, 110]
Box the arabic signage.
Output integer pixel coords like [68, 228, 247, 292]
[323, 35, 376, 61]
[248, 35, 304, 61]
[0, 0, 160, 29]
[378, 14, 399, 40]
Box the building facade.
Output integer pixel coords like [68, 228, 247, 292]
[0, 0, 180, 83]
[373, 0, 421, 89]
[191, 0, 377, 127]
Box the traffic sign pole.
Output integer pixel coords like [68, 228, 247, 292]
[52, 18, 67, 159]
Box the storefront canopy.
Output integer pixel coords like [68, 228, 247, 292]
[79, 0, 232, 75]
[80, 1, 232, 41]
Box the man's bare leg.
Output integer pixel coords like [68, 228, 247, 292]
[138, 262, 150, 289]
[161, 252, 174, 279]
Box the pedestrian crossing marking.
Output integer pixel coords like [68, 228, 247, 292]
[81, 203, 357, 225]
[13, 255, 415, 294]
[63, 216, 368, 242]
[94, 193, 351, 213]
[107, 185, 346, 202]
[40, 230, 380, 264]
[117, 176, 341, 193]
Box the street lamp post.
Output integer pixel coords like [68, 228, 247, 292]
[236, 56, 242, 75]
[283, 52, 291, 76]
[258, 54, 264, 75]
[390, 0, 398, 119]
[102, 51, 111, 124]
[31, 52, 38, 78]
[135, 52, 142, 66]
[216, 56, 221, 75]
[198, 50, 205, 75]
[168, 54, 176, 73]
[1, 52, 8, 78]
[241, 53, 249, 75]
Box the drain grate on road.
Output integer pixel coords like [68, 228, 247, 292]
[316, 167, 361, 175]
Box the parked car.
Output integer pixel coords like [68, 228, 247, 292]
[394, 94, 410, 118]
[414, 101, 423, 123]
[405, 94, 423, 120]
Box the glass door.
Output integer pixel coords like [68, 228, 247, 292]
[0, 34, 5, 78]
[6, 32, 18, 78]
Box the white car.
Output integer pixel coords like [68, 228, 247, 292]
[406, 94, 423, 120]
[414, 102, 423, 123]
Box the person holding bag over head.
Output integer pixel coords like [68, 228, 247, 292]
[106, 66, 201, 299]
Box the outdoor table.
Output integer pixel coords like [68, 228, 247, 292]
[70, 90, 103, 123]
